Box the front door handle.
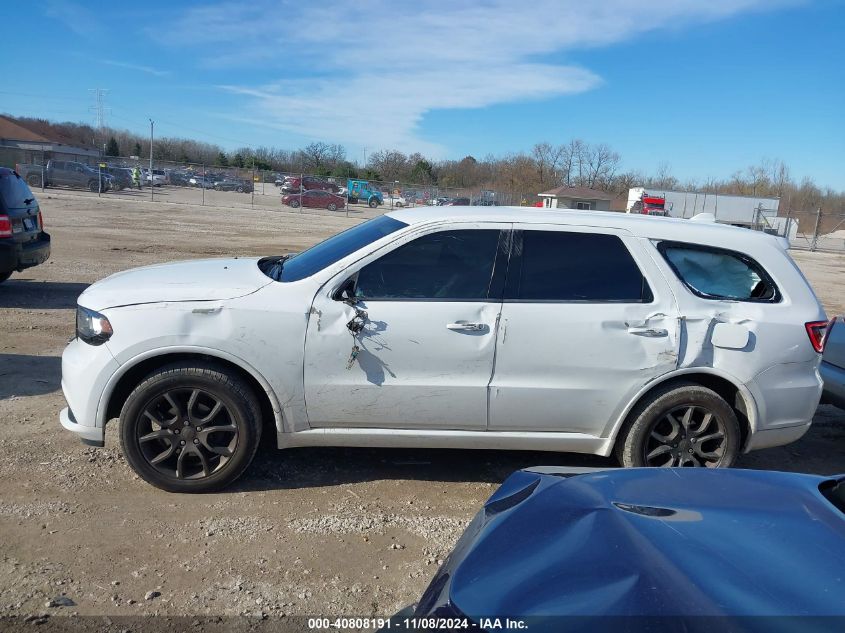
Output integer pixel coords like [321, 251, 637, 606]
[447, 322, 487, 332]
[627, 326, 668, 337]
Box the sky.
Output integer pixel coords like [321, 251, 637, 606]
[2, 0, 843, 189]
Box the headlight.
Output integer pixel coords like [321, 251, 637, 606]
[76, 306, 113, 346]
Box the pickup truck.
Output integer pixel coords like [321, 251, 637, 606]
[17, 160, 111, 192]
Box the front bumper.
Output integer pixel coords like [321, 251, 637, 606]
[60, 407, 104, 446]
[0, 231, 51, 273]
[820, 360, 845, 410]
[60, 336, 120, 446]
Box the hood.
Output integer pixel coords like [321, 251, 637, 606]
[418, 468, 845, 621]
[78, 257, 272, 310]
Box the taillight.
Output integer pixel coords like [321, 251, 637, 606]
[37, 211, 44, 230]
[805, 320, 829, 353]
[0, 214, 11, 238]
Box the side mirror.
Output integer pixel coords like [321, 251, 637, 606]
[333, 278, 357, 303]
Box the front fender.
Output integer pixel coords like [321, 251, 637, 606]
[95, 344, 292, 433]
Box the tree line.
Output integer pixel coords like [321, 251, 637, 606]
[9, 115, 843, 229]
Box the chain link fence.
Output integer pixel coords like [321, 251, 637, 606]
[3, 146, 843, 251]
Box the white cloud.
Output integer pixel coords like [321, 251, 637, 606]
[155, 0, 801, 154]
[101, 60, 171, 77]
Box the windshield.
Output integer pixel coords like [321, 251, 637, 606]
[260, 215, 407, 282]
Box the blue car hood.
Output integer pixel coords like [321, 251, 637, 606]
[418, 468, 845, 620]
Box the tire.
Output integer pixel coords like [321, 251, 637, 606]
[616, 382, 740, 469]
[88, 180, 99, 192]
[26, 175, 41, 187]
[119, 361, 262, 493]
[0, 271, 12, 284]
[289, 199, 300, 208]
[236, 186, 244, 193]
[368, 197, 379, 208]
[214, 185, 221, 191]
[327, 202, 337, 211]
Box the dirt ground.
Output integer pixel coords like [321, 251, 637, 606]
[1, 191, 844, 621]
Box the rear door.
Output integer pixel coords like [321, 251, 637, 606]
[488, 225, 680, 437]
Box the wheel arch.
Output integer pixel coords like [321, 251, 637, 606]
[609, 368, 757, 455]
[98, 348, 284, 436]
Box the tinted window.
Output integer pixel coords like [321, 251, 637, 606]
[510, 231, 652, 302]
[356, 230, 500, 300]
[273, 215, 407, 282]
[0, 172, 36, 210]
[659, 242, 778, 301]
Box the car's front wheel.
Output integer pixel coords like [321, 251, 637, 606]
[119, 362, 262, 492]
[617, 382, 740, 468]
[327, 202, 338, 211]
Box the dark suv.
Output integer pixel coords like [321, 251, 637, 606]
[0, 168, 51, 283]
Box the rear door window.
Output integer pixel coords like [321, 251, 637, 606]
[659, 242, 779, 301]
[506, 230, 652, 302]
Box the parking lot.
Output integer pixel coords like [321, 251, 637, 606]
[1, 191, 844, 619]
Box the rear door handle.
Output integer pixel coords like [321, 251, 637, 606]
[447, 322, 487, 332]
[627, 327, 668, 337]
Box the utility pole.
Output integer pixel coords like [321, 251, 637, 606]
[149, 119, 154, 202]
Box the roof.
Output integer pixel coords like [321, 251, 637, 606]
[0, 115, 95, 149]
[538, 185, 614, 200]
[444, 468, 845, 617]
[385, 205, 786, 252]
[0, 115, 52, 143]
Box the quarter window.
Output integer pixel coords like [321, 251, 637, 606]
[355, 230, 501, 300]
[508, 230, 652, 302]
[659, 242, 779, 301]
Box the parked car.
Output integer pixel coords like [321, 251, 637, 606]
[17, 160, 111, 192]
[399, 466, 845, 625]
[384, 194, 406, 207]
[281, 176, 340, 194]
[143, 169, 166, 187]
[59, 208, 826, 492]
[0, 168, 50, 284]
[214, 178, 253, 193]
[168, 170, 193, 187]
[102, 167, 132, 191]
[282, 189, 346, 211]
[188, 175, 215, 189]
[443, 197, 471, 206]
[821, 315, 845, 409]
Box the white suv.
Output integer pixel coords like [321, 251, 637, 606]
[60, 208, 827, 492]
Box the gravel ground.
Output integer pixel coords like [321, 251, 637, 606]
[1, 191, 843, 621]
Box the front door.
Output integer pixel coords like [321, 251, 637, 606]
[488, 225, 680, 437]
[304, 225, 509, 430]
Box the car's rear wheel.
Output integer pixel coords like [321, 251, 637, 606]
[236, 186, 244, 193]
[119, 362, 262, 493]
[617, 382, 740, 468]
[88, 180, 99, 192]
[0, 271, 12, 284]
[327, 202, 337, 211]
